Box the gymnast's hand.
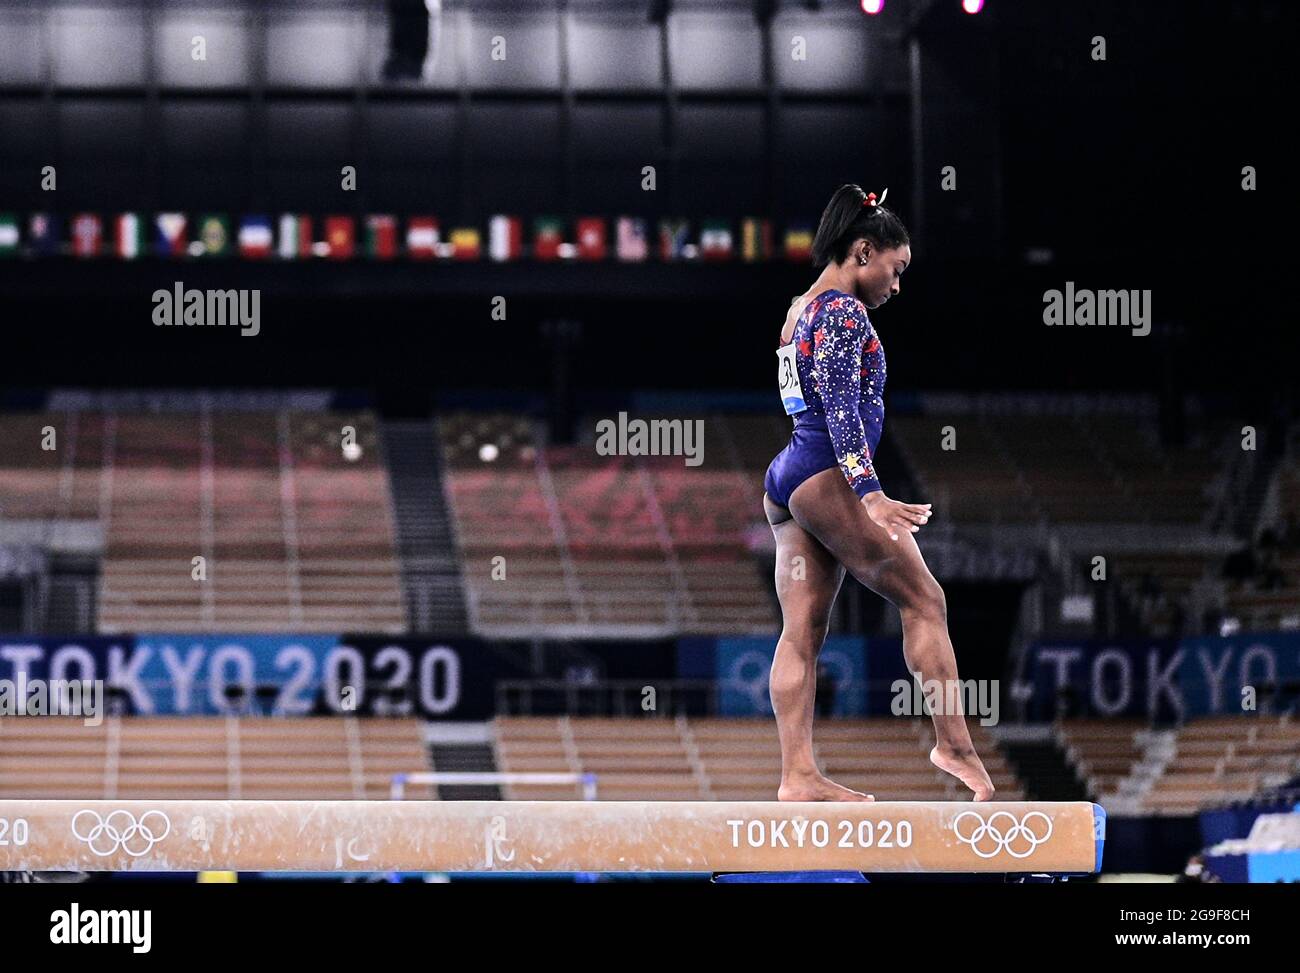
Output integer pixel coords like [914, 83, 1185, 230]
[862, 491, 931, 542]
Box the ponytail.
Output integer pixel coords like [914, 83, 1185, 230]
[810, 183, 909, 266]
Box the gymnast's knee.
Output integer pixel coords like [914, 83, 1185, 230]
[778, 615, 831, 655]
[901, 581, 947, 625]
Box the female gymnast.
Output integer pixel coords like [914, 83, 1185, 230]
[765, 184, 994, 803]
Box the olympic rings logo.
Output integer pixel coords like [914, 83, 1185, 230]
[952, 810, 1053, 859]
[71, 809, 172, 857]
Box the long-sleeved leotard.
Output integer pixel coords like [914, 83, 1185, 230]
[764, 288, 887, 506]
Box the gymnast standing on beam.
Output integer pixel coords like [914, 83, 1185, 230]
[764, 183, 994, 802]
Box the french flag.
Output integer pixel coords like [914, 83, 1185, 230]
[238, 215, 273, 258]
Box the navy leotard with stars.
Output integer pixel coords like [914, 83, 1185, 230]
[764, 288, 886, 506]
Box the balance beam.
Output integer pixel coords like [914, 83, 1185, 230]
[0, 800, 1104, 873]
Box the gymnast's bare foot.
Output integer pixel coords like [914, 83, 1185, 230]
[930, 744, 995, 801]
[778, 771, 874, 802]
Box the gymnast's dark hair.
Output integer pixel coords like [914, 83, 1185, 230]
[810, 183, 909, 266]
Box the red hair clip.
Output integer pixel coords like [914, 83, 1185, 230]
[862, 188, 889, 208]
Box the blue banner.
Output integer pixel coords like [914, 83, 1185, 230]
[0, 635, 526, 719]
[1027, 633, 1300, 719]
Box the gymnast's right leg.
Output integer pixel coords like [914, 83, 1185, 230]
[765, 492, 873, 802]
[787, 468, 995, 801]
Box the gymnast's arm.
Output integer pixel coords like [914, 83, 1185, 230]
[817, 302, 931, 541]
[814, 303, 881, 499]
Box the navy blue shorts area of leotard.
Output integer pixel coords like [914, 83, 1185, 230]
[763, 422, 841, 509]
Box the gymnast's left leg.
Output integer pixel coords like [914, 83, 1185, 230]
[765, 493, 873, 802]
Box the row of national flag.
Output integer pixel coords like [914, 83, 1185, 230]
[0, 212, 815, 262]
